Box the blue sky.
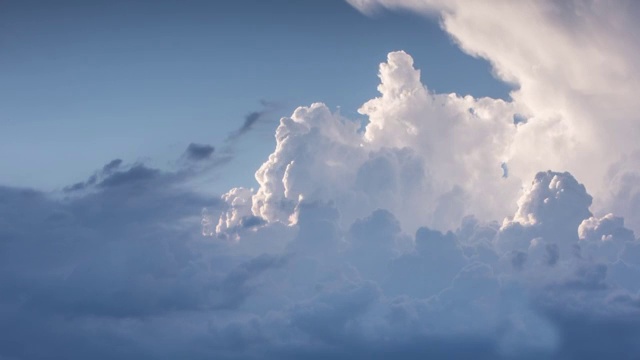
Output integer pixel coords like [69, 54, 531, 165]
[0, 0, 509, 191]
[4, 1, 640, 359]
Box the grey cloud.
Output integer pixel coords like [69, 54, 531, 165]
[501, 162, 509, 178]
[545, 243, 559, 266]
[226, 100, 280, 142]
[287, 201, 342, 256]
[561, 263, 609, 291]
[63, 181, 87, 192]
[267, 336, 508, 360]
[0, 156, 282, 359]
[240, 215, 267, 229]
[236, 111, 262, 137]
[66, 145, 229, 196]
[102, 158, 123, 173]
[98, 164, 161, 188]
[511, 251, 528, 270]
[216, 253, 289, 310]
[346, 209, 401, 281]
[0, 165, 227, 318]
[62, 158, 126, 192]
[184, 143, 215, 161]
[552, 314, 640, 360]
[6, 165, 640, 359]
[288, 281, 381, 344]
[513, 113, 528, 125]
[385, 226, 467, 298]
[534, 290, 640, 360]
[606, 155, 640, 233]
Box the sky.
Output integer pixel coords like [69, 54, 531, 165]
[3, 1, 640, 359]
[0, 0, 509, 192]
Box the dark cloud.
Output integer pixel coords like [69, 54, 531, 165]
[102, 158, 123, 173]
[534, 290, 640, 360]
[236, 111, 262, 137]
[227, 100, 280, 141]
[63, 181, 87, 192]
[0, 157, 269, 359]
[63, 158, 125, 192]
[545, 243, 559, 266]
[511, 251, 528, 270]
[501, 162, 509, 178]
[66, 145, 229, 195]
[98, 164, 161, 188]
[240, 215, 267, 229]
[0, 161, 225, 307]
[553, 314, 640, 360]
[184, 143, 215, 161]
[513, 113, 528, 125]
[265, 336, 515, 360]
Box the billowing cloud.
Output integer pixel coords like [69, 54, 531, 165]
[203, 169, 640, 359]
[199, 1, 640, 356]
[347, 0, 640, 233]
[217, 51, 521, 234]
[5, 1, 640, 359]
[6, 131, 640, 359]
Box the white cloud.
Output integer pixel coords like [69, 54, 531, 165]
[347, 0, 640, 232]
[200, 3, 640, 356]
[217, 51, 523, 234]
[6, 2, 640, 358]
[215, 187, 255, 235]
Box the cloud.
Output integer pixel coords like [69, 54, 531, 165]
[98, 164, 161, 188]
[347, 0, 640, 233]
[0, 154, 301, 359]
[226, 100, 280, 142]
[198, 15, 640, 352]
[205, 22, 640, 356]
[7, 151, 640, 359]
[184, 143, 215, 161]
[6, 1, 640, 358]
[203, 169, 640, 358]
[218, 51, 522, 235]
[102, 158, 123, 173]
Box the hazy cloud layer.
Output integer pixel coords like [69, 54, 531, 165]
[6, 166, 640, 358]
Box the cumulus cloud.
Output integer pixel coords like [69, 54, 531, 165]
[6, 1, 640, 359]
[214, 51, 522, 234]
[202, 168, 640, 359]
[7, 145, 640, 359]
[199, 2, 640, 356]
[347, 0, 640, 233]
